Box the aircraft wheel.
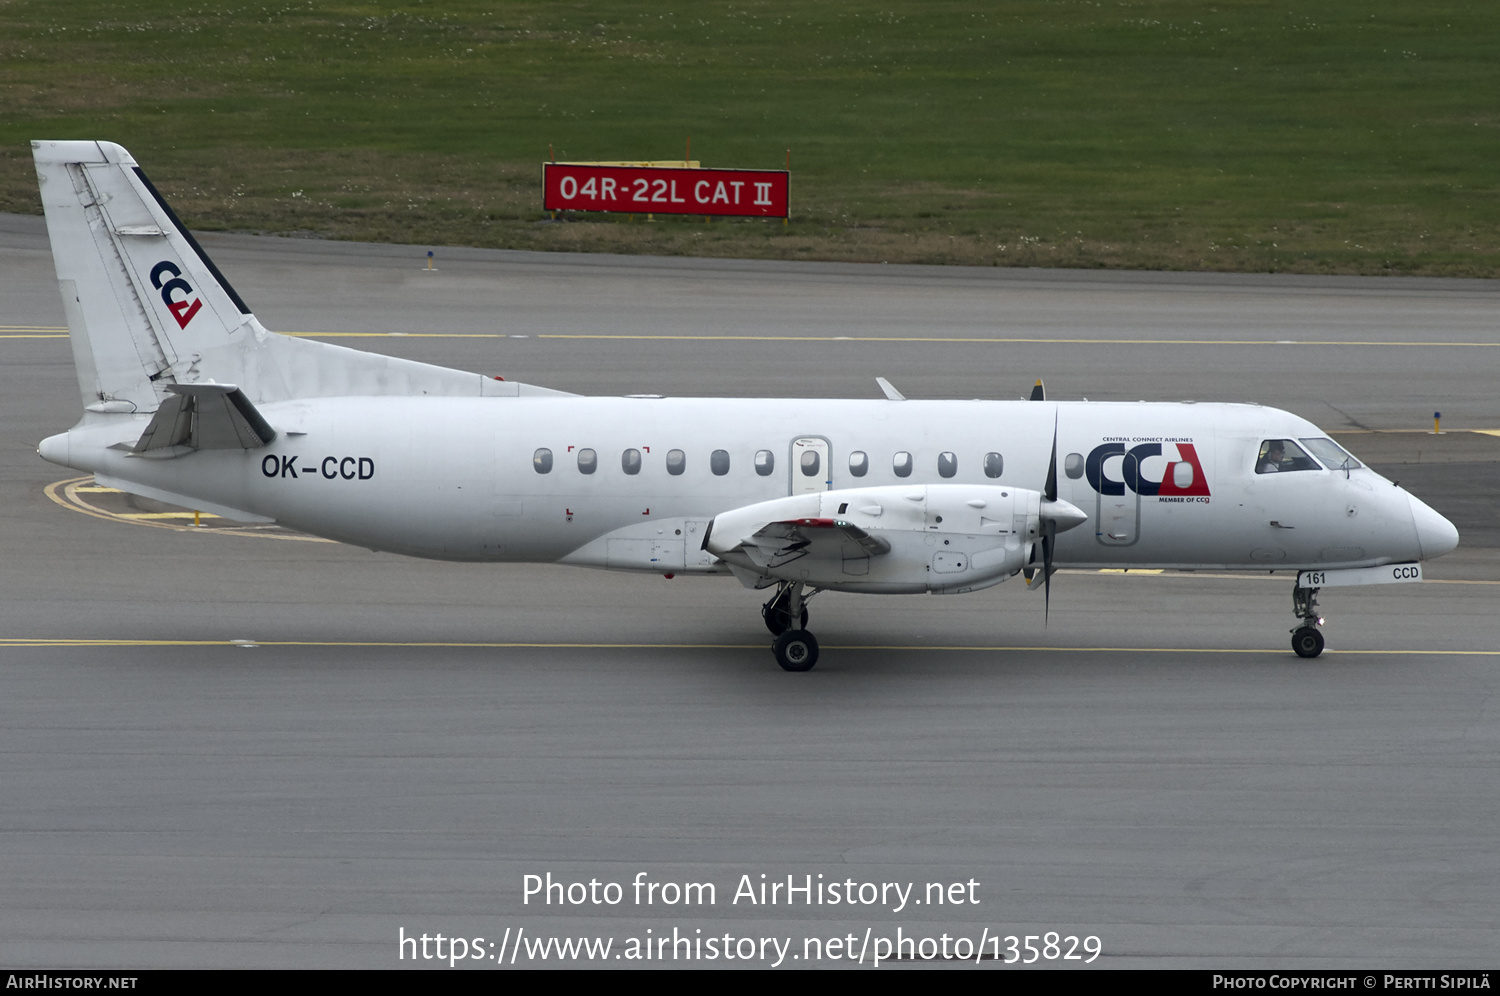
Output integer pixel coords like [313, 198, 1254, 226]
[773, 630, 819, 672]
[1291, 627, 1325, 659]
[763, 604, 810, 635]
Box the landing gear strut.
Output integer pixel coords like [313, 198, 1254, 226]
[764, 581, 819, 671]
[1291, 585, 1325, 658]
[762, 582, 810, 635]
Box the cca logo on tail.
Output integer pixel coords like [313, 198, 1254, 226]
[149, 260, 203, 329]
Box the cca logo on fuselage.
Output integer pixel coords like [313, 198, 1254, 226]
[1085, 441, 1211, 497]
[149, 260, 203, 330]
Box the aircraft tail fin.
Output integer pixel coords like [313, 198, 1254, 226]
[32, 140, 570, 415]
[32, 140, 266, 413]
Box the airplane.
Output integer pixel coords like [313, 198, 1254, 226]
[28, 140, 1461, 670]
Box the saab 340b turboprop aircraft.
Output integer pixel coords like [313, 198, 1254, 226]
[30, 140, 1460, 670]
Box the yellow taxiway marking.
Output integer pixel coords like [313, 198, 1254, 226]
[116, 511, 222, 520]
[44, 476, 332, 543]
[283, 332, 504, 338]
[1, 638, 1497, 655]
[1335, 428, 1500, 434]
[538, 334, 1500, 347]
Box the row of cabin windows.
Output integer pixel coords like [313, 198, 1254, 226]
[533, 447, 1005, 479]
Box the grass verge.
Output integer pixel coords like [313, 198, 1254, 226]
[2, 1, 1497, 275]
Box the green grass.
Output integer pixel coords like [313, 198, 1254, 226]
[2, 1, 1497, 274]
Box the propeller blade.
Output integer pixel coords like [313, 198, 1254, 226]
[1041, 414, 1061, 620]
[1045, 413, 1059, 503]
[1043, 519, 1055, 625]
[1029, 378, 1045, 402]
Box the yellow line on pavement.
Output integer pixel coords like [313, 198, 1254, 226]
[538, 334, 1500, 347]
[44, 476, 332, 542]
[116, 512, 222, 520]
[283, 332, 503, 338]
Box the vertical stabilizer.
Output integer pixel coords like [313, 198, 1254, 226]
[33, 140, 574, 412]
[32, 140, 260, 413]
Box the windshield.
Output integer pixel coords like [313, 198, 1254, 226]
[1255, 438, 1319, 474]
[1299, 437, 1362, 472]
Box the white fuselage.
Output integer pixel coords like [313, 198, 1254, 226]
[42, 395, 1450, 583]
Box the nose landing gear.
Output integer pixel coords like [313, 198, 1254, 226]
[764, 581, 819, 671]
[1291, 584, 1325, 658]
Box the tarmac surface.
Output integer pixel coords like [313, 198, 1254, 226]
[1, 212, 1497, 968]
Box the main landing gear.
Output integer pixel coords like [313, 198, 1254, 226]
[763, 581, 819, 671]
[1291, 584, 1325, 658]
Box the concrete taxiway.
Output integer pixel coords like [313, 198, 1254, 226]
[1, 213, 1496, 968]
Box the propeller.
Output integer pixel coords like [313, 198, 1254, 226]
[1026, 411, 1088, 624]
[1041, 414, 1059, 621]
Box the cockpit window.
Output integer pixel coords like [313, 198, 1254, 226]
[1299, 437, 1362, 473]
[1255, 439, 1320, 474]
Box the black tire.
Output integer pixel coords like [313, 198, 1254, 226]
[773, 629, 819, 672]
[1292, 627, 1325, 659]
[763, 602, 810, 635]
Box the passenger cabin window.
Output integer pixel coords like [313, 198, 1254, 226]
[666, 449, 686, 476]
[533, 448, 553, 474]
[621, 448, 641, 475]
[577, 448, 597, 475]
[1064, 453, 1084, 479]
[848, 451, 869, 477]
[937, 451, 958, 478]
[1256, 439, 1320, 474]
[711, 449, 731, 476]
[893, 451, 913, 478]
[800, 450, 821, 477]
[984, 452, 1004, 478]
[754, 450, 775, 476]
[1299, 437, 1362, 473]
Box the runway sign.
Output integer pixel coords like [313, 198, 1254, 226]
[543, 163, 789, 218]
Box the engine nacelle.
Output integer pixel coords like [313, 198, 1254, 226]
[706, 484, 1053, 594]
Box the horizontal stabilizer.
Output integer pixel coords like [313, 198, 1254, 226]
[132, 383, 276, 454]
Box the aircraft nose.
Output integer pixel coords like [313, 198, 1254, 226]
[1408, 493, 1459, 560]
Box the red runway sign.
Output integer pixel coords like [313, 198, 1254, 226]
[543, 163, 789, 218]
